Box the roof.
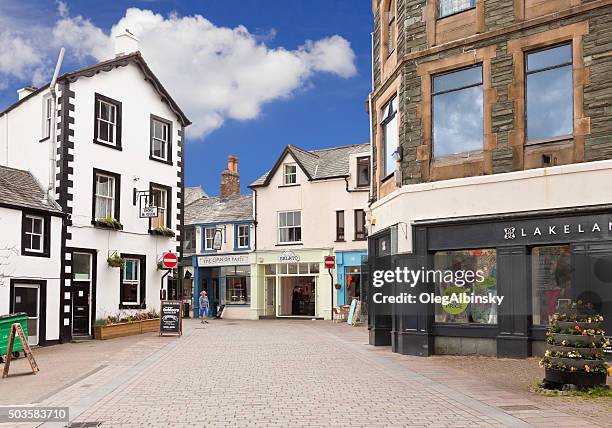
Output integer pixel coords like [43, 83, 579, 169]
[0, 165, 63, 213]
[250, 143, 370, 188]
[185, 194, 253, 225]
[184, 186, 208, 206]
[0, 52, 191, 126]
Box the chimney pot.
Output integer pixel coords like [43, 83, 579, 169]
[220, 155, 240, 198]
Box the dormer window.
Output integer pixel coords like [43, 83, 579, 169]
[94, 93, 122, 150]
[386, 0, 396, 56]
[438, 0, 476, 18]
[283, 164, 297, 185]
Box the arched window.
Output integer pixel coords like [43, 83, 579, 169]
[386, 0, 396, 56]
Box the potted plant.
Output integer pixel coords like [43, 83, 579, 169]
[96, 214, 123, 230]
[150, 225, 175, 237]
[540, 302, 610, 388]
[107, 252, 124, 268]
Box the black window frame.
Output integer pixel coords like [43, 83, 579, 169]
[91, 168, 121, 226]
[149, 114, 173, 165]
[183, 226, 196, 253]
[431, 63, 484, 158]
[356, 156, 371, 187]
[336, 210, 345, 242]
[148, 182, 173, 233]
[93, 93, 122, 150]
[524, 42, 574, 145]
[354, 209, 367, 241]
[21, 210, 51, 258]
[119, 253, 146, 309]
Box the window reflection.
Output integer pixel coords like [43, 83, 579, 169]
[526, 43, 573, 142]
[432, 65, 483, 157]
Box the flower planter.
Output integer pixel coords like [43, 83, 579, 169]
[94, 318, 160, 340]
[556, 321, 599, 330]
[549, 345, 603, 359]
[551, 333, 601, 347]
[545, 368, 607, 387]
[548, 356, 604, 370]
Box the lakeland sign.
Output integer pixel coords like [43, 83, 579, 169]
[426, 213, 612, 250]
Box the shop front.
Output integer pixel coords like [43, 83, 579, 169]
[193, 253, 251, 319]
[335, 251, 367, 306]
[369, 206, 612, 358]
[251, 249, 333, 320]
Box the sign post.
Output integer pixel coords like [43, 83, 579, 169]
[324, 255, 335, 321]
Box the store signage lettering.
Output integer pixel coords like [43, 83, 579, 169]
[503, 220, 612, 240]
[279, 251, 300, 263]
[197, 254, 249, 267]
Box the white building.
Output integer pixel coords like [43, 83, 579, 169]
[0, 33, 190, 341]
[249, 143, 371, 320]
[0, 165, 63, 346]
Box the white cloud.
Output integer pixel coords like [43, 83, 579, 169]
[0, 31, 44, 83]
[0, 4, 357, 139]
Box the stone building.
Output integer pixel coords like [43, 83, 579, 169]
[367, 0, 612, 357]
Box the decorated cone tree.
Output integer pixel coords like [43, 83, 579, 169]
[540, 301, 611, 389]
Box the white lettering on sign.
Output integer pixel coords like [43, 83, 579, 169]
[503, 219, 612, 240]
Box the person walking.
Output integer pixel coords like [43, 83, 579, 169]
[199, 291, 210, 324]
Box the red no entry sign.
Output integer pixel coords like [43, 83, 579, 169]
[324, 255, 335, 269]
[161, 252, 178, 269]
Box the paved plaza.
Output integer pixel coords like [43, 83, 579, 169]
[0, 319, 610, 427]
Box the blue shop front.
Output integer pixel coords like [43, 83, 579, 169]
[192, 253, 252, 319]
[335, 250, 368, 306]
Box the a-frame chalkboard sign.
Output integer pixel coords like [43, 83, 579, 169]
[2, 323, 39, 378]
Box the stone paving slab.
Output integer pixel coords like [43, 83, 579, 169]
[0, 320, 610, 427]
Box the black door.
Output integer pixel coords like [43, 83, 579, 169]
[72, 281, 90, 335]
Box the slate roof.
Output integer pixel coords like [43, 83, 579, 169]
[0, 165, 62, 213]
[185, 194, 252, 225]
[250, 143, 370, 187]
[184, 186, 208, 206]
[0, 52, 191, 126]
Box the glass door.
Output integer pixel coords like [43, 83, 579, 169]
[265, 277, 276, 316]
[13, 284, 40, 345]
[72, 252, 92, 336]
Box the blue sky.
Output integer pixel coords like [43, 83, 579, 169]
[0, 1, 373, 195]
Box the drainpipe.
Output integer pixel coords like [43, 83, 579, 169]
[368, 31, 375, 209]
[252, 189, 258, 251]
[48, 48, 65, 199]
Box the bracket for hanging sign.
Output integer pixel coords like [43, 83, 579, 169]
[133, 189, 158, 218]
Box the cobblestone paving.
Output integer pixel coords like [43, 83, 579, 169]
[2, 319, 609, 427]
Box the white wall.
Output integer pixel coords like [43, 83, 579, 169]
[255, 152, 371, 251]
[66, 63, 184, 318]
[0, 207, 62, 342]
[370, 160, 612, 253]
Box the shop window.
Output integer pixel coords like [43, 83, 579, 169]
[531, 245, 572, 325]
[526, 43, 573, 143]
[380, 96, 398, 178]
[226, 276, 250, 304]
[438, 0, 476, 18]
[120, 254, 146, 308]
[432, 65, 483, 158]
[336, 211, 345, 241]
[356, 156, 370, 187]
[354, 209, 367, 241]
[283, 164, 297, 185]
[278, 211, 301, 243]
[433, 248, 497, 324]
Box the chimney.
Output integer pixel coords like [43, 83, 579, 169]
[220, 155, 240, 199]
[114, 29, 139, 57]
[17, 86, 37, 100]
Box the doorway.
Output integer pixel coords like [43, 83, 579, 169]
[11, 282, 44, 345]
[72, 252, 93, 336]
[265, 277, 276, 316]
[345, 266, 362, 305]
[279, 276, 316, 316]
